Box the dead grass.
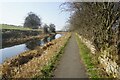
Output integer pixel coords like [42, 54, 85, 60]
[0, 32, 71, 79]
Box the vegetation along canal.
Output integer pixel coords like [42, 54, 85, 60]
[0, 34, 62, 64]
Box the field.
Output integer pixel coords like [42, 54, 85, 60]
[0, 24, 42, 31]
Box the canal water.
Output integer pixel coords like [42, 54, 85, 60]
[0, 34, 62, 64]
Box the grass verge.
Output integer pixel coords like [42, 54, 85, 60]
[76, 33, 100, 79]
[33, 35, 71, 79]
[1, 24, 41, 31]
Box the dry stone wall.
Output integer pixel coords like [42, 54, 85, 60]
[76, 33, 120, 78]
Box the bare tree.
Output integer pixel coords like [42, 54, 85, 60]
[62, 2, 120, 69]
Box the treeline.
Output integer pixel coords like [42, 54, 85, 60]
[63, 2, 120, 66]
[24, 12, 56, 33]
[43, 23, 56, 34]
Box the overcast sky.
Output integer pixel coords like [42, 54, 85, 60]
[0, 2, 70, 30]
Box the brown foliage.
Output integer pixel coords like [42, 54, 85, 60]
[64, 2, 120, 63]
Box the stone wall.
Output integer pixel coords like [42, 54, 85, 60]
[76, 33, 120, 78]
[98, 50, 119, 78]
[76, 33, 96, 54]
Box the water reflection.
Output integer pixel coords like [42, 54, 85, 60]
[47, 35, 55, 42]
[40, 34, 56, 45]
[43, 36, 49, 43]
[0, 44, 28, 63]
[0, 34, 62, 64]
[26, 39, 40, 50]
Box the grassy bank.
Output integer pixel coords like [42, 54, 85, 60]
[0, 33, 71, 79]
[1, 24, 42, 48]
[39, 35, 70, 78]
[2, 33, 48, 48]
[1, 24, 42, 31]
[76, 33, 100, 79]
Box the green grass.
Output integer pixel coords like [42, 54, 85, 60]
[33, 35, 71, 79]
[0, 24, 42, 31]
[76, 34, 100, 79]
[40, 43, 67, 78]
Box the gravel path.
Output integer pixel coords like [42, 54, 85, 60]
[53, 34, 88, 78]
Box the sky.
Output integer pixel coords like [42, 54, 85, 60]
[0, 2, 71, 30]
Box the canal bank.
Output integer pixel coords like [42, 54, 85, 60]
[0, 33, 71, 79]
[2, 29, 42, 48]
[0, 34, 62, 64]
